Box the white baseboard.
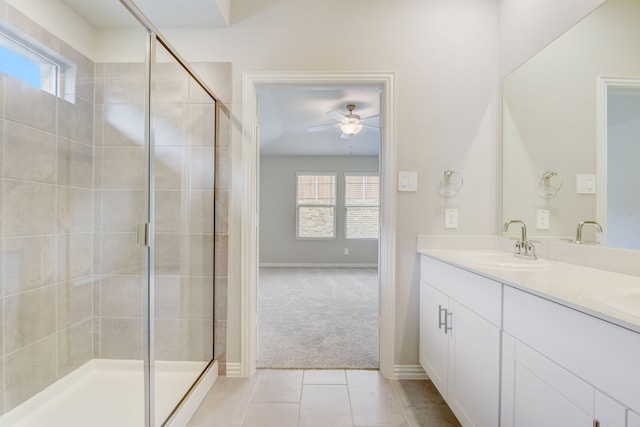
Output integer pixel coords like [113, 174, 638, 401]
[224, 362, 422, 380]
[259, 263, 378, 268]
[225, 363, 243, 377]
[392, 364, 429, 380]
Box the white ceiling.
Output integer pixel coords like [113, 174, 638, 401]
[259, 86, 381, 157]
[62, 0, 229, 28]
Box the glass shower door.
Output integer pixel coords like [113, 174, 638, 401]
[0, 1, 218, 426]
[92, 19, 151, 427]
[151, 39, 216, 426]
[0, 1, 151, 426]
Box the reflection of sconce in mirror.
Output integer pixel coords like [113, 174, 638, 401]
[536, 171, 563, 198]
[437, 170, 463, 198]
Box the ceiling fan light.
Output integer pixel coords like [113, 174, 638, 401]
[339, 122, 363, 135]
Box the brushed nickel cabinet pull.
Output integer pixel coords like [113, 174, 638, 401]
[445, 311, 453, 334]
[438, 305, 446, 330]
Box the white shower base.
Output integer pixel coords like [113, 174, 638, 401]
[0, 359, 217, 427]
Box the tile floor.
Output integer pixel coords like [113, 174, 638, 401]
[187, 369, 461, 427]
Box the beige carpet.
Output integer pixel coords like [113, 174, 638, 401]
[257, 267, 379, 369]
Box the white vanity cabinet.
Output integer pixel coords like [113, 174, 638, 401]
[502, 286, 640, 427]
[419, 256, 502, 427]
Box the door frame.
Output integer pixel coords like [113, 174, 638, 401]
[240, 72, 396, 378]
[596, 76, 640, 245]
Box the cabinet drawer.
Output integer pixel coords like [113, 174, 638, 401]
[504, 286, 640, 412]
[421, 255, 502, 326]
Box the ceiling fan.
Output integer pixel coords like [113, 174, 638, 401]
[307, 104, 379, 139]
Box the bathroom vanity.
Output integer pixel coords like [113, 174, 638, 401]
[418, 248, 640, 427]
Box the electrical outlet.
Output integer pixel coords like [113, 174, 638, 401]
[536, 209, 550, 230]
[444, 208, 458, 229]
[344, 248, 349, 255]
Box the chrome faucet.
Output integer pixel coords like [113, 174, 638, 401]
[574, 221, 603, 244]
[503, 220, 537, 259]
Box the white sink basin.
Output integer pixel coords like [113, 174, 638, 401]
[447, 251, 552, 270]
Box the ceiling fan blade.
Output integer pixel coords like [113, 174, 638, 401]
[327, 110, 348, 122]
[340, 132, 351, 140]
[361, 114, 379, 121]
[362, 124, 379, 129]
[308, 123, 338, 132]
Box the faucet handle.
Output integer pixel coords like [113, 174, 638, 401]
[525, 241, 538, 259]
[513, 240, 523, 254]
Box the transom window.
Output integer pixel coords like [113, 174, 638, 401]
[0, 24, 75, 100]
[296, 173, 337, 239]
[345, 173, 380, 239]
[0, 32, 58, 95]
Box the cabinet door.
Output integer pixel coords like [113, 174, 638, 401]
[595, 390, 627, 427]
[501, 333, 594, 427]
[419, 281, 449, 396]
[504, 286, 640, 411]
[447, 299, 500, 427]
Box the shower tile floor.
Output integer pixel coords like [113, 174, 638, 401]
[187, 369, 461, 427]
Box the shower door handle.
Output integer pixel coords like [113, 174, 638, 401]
[137, 223, 150, 247]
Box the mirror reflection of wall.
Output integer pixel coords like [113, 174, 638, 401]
[607, 87, 640, 249]
[502, 0, 640, 247]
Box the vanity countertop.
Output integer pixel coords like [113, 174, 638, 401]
[419, 249, 640, 335]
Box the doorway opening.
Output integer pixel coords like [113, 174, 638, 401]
[257, 86, 381, 368]
[239, 72, 396, 378]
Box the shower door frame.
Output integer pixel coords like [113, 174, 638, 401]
[119, 1, 221, 426]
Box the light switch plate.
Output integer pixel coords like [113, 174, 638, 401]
[576, 174, 596, 194]
[398, 171, 418, 192]
[445, 208, 458, 229]
[536, 209, 550, 230]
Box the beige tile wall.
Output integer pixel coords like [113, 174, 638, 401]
[214, 103, 231, 375]
[0, 3, 95, 413]
[94, 61, 147, 361]
[189, 62, 232, 376]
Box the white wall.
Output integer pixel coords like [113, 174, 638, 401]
[5, 0, 97, 60]
[260, 156, 379, 266]
[498, 0, 606, 77]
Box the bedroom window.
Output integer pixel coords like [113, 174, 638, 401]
[345, 173, 380, 239]
[296, 173, 337, 239]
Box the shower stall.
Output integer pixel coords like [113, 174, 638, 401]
[0, 0, 219, 426]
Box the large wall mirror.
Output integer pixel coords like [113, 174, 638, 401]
[502, 0, 640, 250]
